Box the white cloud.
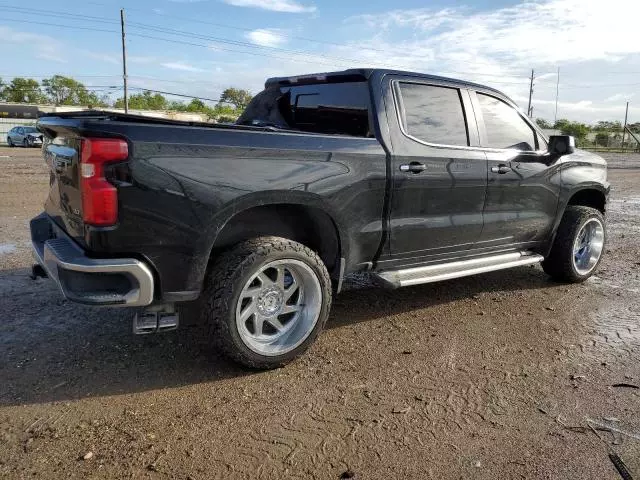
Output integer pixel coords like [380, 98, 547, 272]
[245, 29, 287, 48]
[36, 52, 67, 64]
[535, 72, 558, 82]
[347, 0, 640, 67]
[160, 62, 204, 72]
[129, 55, 158, 64]
[0, 26, 66, 63]
[349, 7, 460, 31]
[223, 0, 316, 13]
[83, 51, 120, 66]
[605, 93, 635, 103]
[336, 0, 640, 122]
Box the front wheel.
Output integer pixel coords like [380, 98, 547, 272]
[542, 206, 606, 282]
[22, 138, 28, 148]
[202, 236, 332, 369]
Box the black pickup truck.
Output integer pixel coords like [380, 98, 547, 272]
[31, 68, 609, 368]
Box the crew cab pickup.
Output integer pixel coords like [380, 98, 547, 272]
[31, 68, 609, 368]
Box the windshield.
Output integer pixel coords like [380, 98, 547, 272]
[23, 127, 38, 133]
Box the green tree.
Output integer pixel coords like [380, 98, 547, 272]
[185, 98, 207, 112]
[219, 87, 252, 110]
[42, 75, 106, 107]
[211, 104, 240, 121]
[1, 77, 47, 103]
[594, 120, 622, 132]
[558, 121, 590, 142]
[595, 132, 609, 146]
[115, 91, 169, 110]
[535, 118, 552, 129]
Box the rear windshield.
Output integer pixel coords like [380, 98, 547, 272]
[238, 81, 373, 137]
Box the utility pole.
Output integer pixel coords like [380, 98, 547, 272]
[527, 69, 534, 118]
[120, 8, 129, 113]
[622, 101, 629, 147]
[554, 67, 560, 126]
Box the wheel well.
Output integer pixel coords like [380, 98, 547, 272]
[212, 204, 341, 276]
[567, 189, 606, 213]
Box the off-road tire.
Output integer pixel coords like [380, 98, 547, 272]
[542, 206, 606, 282]
[201, 236, 332, 369]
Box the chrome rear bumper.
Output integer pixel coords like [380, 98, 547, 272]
[30, 213, 154, 306]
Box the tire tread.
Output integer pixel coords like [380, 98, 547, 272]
[201, 236, 331, 369]
[542, 205, 605, 282]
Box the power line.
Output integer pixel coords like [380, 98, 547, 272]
[1, 5, 121, 25]
[0, 86, 224, 100]
[0, 14, 532, 80]
[81, 0, 392, 54]
[7, 11, 640, 90]
[0, 74, 229, 89]
[5, 1, 640, 81]
[0, 17, 119, 34]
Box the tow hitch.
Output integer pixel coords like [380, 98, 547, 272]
[134, 304, 179, 334]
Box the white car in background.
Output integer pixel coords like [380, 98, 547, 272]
[7, 126, 43, 147]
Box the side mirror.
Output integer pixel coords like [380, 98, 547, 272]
[548, 135, 575, 155]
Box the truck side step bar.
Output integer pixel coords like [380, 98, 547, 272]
[374, 251, 544, 289]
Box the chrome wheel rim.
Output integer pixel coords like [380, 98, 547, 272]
[572, 218, 604, 275]
[235, 259, 322, 356]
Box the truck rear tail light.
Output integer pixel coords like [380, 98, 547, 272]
[80, 138, 128, 226]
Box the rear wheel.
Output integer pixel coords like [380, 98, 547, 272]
[542, 206, 606, 282]
[202, 236, 332, 369]
[7, 137, 13, 147]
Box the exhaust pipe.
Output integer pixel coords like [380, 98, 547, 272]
[133, 303, 179, 334]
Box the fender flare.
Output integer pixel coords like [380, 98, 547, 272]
[543, 183, 610, 257]
[188, 190, 349, 288]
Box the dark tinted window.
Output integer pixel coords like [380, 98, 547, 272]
[398, 83, 468, 146]
[238, 81, 372, 137]
[477, 93, 536, 150]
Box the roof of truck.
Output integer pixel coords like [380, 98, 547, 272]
[265, 68, 505, 97]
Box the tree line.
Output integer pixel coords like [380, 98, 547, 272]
[0, 76, 252, 122]
[535, 118, 640, 145]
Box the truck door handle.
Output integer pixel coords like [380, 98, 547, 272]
[490, 164, 510, 174]
[399, 162, 427, 173]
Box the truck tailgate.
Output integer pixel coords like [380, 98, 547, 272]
[43, 136, 85, 240]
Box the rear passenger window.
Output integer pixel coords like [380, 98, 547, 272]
[288, 83, 371, 137]
[397, 83, 469, 146]
[477, 93, 537, 151]
[239, 81, 372, 137]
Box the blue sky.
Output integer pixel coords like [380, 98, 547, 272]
[1, 0, 638, 123]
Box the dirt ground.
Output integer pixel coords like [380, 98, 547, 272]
[1, 145, 639, 479]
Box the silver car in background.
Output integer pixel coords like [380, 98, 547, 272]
[7, 126, 43, 147]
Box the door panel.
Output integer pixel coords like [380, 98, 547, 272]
[471, 91, 560, 248]
[380, 79, 487, 268]
[483, 151, 560, 246]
